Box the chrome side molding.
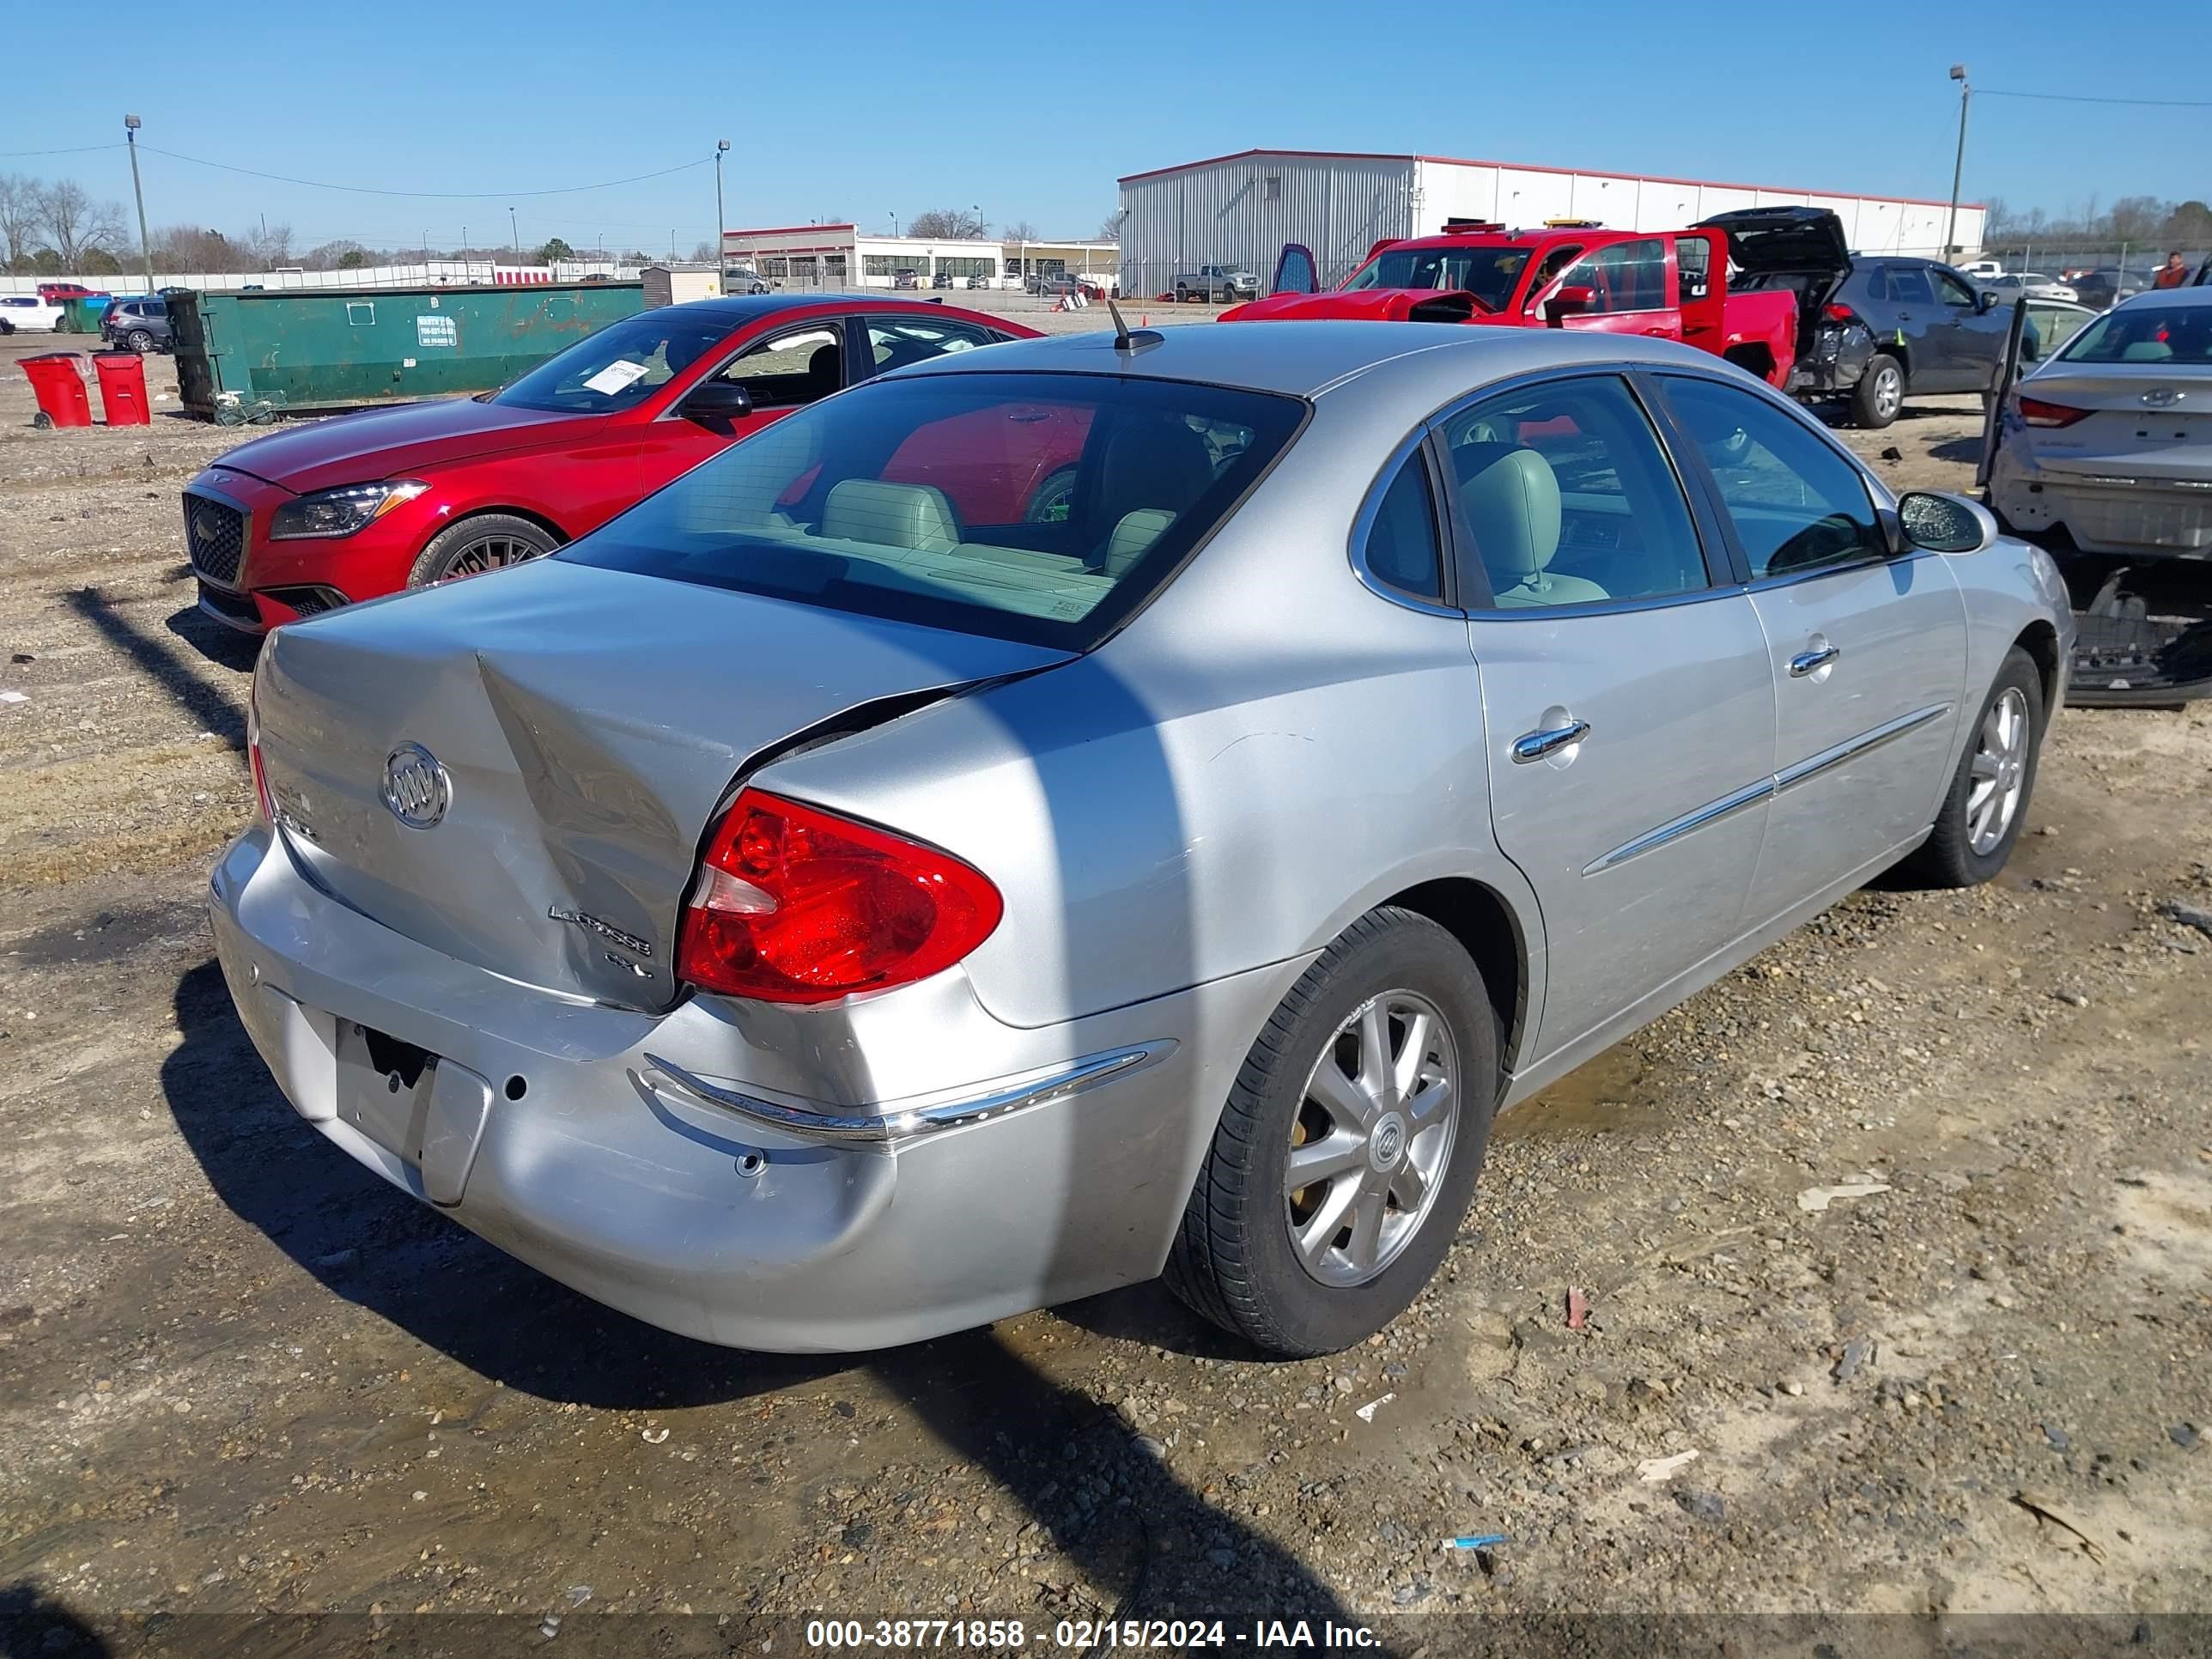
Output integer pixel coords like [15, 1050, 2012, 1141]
[640, 1041, 1177, 1147]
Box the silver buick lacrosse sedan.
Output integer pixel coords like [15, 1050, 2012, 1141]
[211, 321, 2072, 1355]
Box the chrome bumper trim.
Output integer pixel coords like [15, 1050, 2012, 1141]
[641, 1040, 1177, 1147]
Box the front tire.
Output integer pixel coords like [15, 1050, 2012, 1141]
[1851, 354, 1903, 428]
[1899, 645, 2045, 889]
[406, 513, 558, 587]
[1165, 907, 1499, 1356]
[125, 328, 155, 354]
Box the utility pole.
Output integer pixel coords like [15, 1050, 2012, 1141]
[1945, 64, 1971, 262]
[715, 139, 731, 278]
[123, 115, 152, 293]
[890, 212, 898, 238]
[509, 206, 520, 261]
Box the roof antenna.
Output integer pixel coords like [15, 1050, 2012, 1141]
[1108, 296, 1133, 348]
[1106, 296, 1162, 353]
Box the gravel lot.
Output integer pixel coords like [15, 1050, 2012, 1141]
[1, 325, 2208, 1656]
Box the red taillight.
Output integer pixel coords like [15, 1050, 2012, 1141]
[2017, 396, 2089, 428]
[676, 790, 1002, 1005]
[1822, 302, 1860, 324]
[246, 671, 273, 824]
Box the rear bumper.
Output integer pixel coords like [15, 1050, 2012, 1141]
[208, 826, 1295, 1352]
[1785, 323, 1875, 397]
[1990, 452, 2212, 558]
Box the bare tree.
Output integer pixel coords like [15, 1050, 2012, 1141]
[2108, 196, 2170, 246]
[39, 180, 127, 269]
[1000, 218, 1039, 242]
[907, 207, 986, 240]
[1098, 211, 1125, 242]
[0, 173, 42, 268]
[245, 222, 295, 268]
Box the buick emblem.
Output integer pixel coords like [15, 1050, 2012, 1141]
[2142, 388, 2185, 407]
[381, 742, 450, 829]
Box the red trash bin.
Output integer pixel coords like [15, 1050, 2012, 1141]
[92, 351, 150, 426]
[20, 352, 92, 429]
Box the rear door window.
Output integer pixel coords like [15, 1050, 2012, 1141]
[1886, 265, 1934, 307]
[1441, 374, 1710, 607]
[566, 370, 1305, 650]
[862, 316, 1003, 378]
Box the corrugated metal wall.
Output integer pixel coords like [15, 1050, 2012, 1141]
[1413, 159, 1984, 258]
[1121, 153, 1986, 295]
[1118, 155, 1419, 295]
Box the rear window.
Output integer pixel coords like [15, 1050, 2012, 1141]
[2057, 305, 2212, 365]
[562, 370, 1305, 650]
[493, 307, 735, 413]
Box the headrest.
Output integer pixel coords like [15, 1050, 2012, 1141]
[1099, 508, 1176, 577]
[1459, 447, 1561, 580]
[822, 479, 960, 551]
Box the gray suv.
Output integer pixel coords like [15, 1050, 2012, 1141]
[1699, 207, 2012, 428]
[101, 297, 173, 354]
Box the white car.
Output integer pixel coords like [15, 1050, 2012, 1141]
[1960, 258, 2005, 279]
[1980, 271, 2080, 304]
[1990, 288, 2212, 558]
[0, 296, 63, 334]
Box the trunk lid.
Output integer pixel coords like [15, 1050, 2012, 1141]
[2017, 364, 2212, 483]
[253, 557, 1069, 1008]
[1696, 206, 1851, 281]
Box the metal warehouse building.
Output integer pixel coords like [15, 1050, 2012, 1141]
[1115, 149, 1987, 295]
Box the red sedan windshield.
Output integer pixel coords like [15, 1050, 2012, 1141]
[493, 309, 736, 413]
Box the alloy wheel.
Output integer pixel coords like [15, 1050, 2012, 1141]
[1874, 365, 1902, 421]
[1285, 989, 1460, 1288]
[1967, 686, 2030, 854]
[439, 535, 546, 580]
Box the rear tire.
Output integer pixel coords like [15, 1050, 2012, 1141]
[1164, 907, 1499, 1357]
[1852, 354, 1903, 428]
[406, 513, 558, 587]
[1898, 646, 2044, 889]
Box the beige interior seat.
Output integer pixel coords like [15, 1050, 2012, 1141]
[1099, 508, 1176, 576]
[1458, 445, 1607, 608]
[822, 480, 961, 552]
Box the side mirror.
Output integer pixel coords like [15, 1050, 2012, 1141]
[1547, 284, 1597, 324]
[1898, 490, 1996, 555]
[1976, 290, 2001, 314]
[680, 380, 754, 422]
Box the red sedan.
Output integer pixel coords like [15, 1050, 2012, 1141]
[181, 295, 1038, 633]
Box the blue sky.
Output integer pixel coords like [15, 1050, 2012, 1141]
[4, 0, 2204, 254]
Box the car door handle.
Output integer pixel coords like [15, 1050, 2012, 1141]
[1789, 644, 1842, 678]
[1511, 718, 1592, 763]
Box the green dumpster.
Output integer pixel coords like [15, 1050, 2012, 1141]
[167, 281, 645, 422]
[58, 295, 115, 334]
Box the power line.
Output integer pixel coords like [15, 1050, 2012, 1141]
[0, 144, 125, 158]
[1979, 88, 2212, 109]
[135, 145, 714, 200]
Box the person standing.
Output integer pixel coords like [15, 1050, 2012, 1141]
[2154, 251, 2190, 289]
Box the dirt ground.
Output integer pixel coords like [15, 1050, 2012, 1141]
[1, 328, 2207, 1658]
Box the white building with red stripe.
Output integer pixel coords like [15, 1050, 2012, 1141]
[1115, 148, 1988, 293]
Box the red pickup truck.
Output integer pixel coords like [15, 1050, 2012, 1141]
[1222, 221, 1798, 391]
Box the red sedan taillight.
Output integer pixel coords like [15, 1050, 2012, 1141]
[676, 790, 1002, 1005]
[2017, 397, 2090, 428]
